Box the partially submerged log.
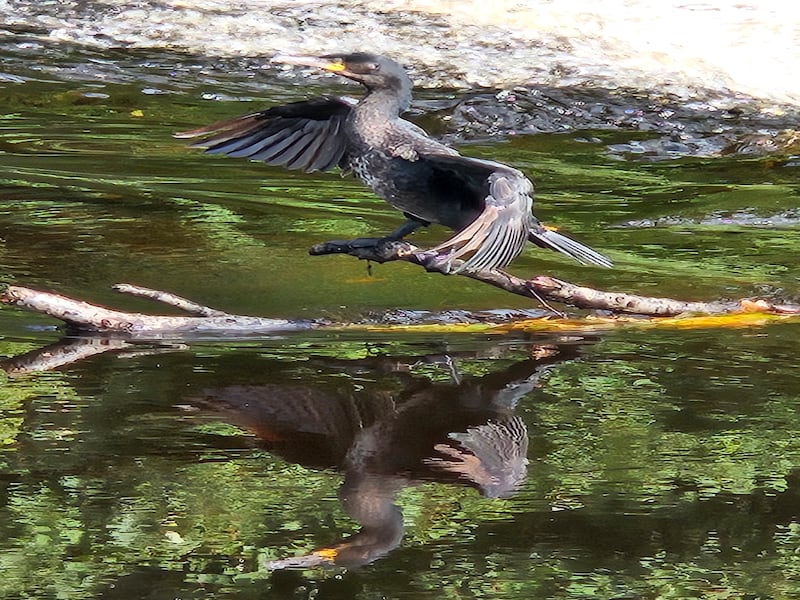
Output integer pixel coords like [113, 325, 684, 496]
[1, 265, 798, 343]
[2, 237, 799, 339]
[0, 283, 317, 337]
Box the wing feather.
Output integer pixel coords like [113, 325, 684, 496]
[286, 129, 328, 170]
[223, 129, 297, 158]
[262, 129, 316, 165]
[175, 97, 353, 173]
[416, 154, 611, 272]
[418, 157, 534, 273]
[313, 121, 350, 171]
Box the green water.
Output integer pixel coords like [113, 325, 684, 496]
[2, 43, 800, 599]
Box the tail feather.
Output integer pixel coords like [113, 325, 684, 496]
[528, 228, 613, 268]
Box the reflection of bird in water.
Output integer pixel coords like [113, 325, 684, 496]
[177, 52, 612, 273]
[425, 417, 530, 499]
[190, 344, 580, 569]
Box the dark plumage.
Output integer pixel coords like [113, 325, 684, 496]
[176, 52, 612, 272]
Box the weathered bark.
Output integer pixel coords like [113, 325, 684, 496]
[2, 243, 799, 341]
[0, 284, 317, 337]
[111, 284, 229, 317]
[310, 239, 800, 316]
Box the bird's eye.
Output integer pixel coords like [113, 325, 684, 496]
[369, 62, 381, 72]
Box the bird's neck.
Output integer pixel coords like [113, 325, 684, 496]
[348, 85, 412, 149]
[357, 85, 411, 121]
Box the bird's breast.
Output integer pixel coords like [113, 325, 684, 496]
[347, 152, 412, 211]
[348, 154, 384, 192]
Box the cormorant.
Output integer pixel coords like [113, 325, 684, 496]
[177, 52, 612, 273]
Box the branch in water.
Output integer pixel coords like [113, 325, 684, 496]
[0, 284, 316, 337]
[111, 284, 228, 317]
[1, 243, 797, 340]
[309, 238, 800, 317]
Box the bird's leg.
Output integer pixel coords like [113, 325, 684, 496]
[351, 218, 426, 247]
[384, 217, 426, 241]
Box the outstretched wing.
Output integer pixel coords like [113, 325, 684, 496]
[419, 155, 535, 273]
[418, 154, 612, 271]
[175, 96, 355, 173]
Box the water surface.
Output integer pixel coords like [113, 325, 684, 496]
[1, 36, 800, 600]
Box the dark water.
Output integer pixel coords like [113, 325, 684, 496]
[2, 38, 800, 600]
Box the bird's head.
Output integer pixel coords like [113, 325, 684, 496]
[272, 52, 411, 93]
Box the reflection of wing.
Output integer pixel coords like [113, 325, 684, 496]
[191, 384, 381, 467]
[418, 155, 534, 273]
[425, 415, 529, 498]
[175, 97, 354, 172]
[193, 384, 344, 434]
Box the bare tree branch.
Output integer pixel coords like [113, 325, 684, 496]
[0, 284, 316, 337]
[112, 283, 228, 317]
[1, 238, 798, 342]
[309, 239, 800, 316]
